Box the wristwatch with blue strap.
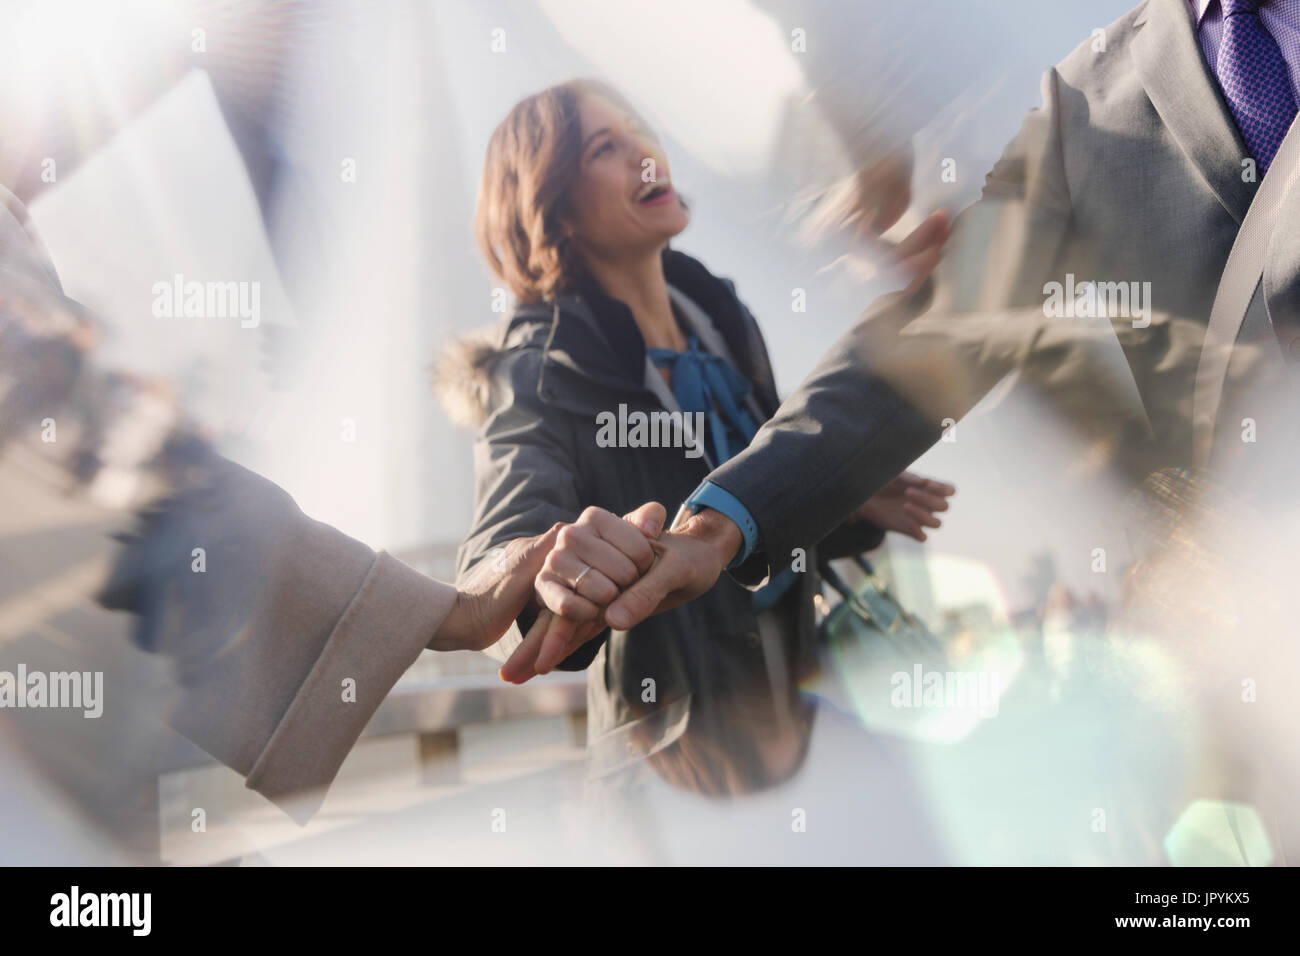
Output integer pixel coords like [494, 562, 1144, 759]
[672, 480, 760, 569]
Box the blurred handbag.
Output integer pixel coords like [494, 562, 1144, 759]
[817, 554, 961, 737]
[818, 553, 945, 662]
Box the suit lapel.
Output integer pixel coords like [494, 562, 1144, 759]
[1264, 122, 1300, 335]
[1131, 0, 1254, 224]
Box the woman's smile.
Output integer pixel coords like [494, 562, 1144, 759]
[639, 184, 681, 206]
[635, 182, 677, 207]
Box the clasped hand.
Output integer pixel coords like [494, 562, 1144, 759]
[490, 471, 955, 684]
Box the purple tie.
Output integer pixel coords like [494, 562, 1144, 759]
[1216, 0, 1299, 174]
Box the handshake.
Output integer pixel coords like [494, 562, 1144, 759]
[448, 472, 955, 684]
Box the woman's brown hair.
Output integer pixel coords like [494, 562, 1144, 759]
[474, 78, 654, 304]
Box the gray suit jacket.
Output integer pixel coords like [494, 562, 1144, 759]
[711, 0, 1300, 579]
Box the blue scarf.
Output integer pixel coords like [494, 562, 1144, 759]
[648, 331, 797, 612]
[647, 332, 761, 465]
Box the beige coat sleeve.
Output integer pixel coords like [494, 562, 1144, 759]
[1, 184, 457, 823]
[117, 458, 457, 824]
[242, 548, 457, 821]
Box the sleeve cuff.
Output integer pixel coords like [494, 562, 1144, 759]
[241, 552, 456, 822]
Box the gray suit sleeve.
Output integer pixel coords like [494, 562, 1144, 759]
[709, 68, 1074, 582]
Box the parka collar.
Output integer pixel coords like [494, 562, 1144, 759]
[505, 247, 773, 417]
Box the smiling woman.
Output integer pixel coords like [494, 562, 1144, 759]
[444, 77, 954, 795]
[473, 78, 689, 308]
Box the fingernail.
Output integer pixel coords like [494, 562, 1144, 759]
[608, 607, 631, 629]
[640, 519, 659, 536]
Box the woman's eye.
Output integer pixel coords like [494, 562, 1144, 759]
[592, 141, 613, 158]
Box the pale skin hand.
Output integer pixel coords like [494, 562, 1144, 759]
[432, 524, 561, 653]
[500, 502, 666, 683]
[852, 471, 956, 542]
[843, 146, 951, 297]
[855, 147, 916, 237]
[892, 209, 952, 297]
[818, 146, 950, 297]
[502, 506, 739, 683]
[604, 507, 741, 630]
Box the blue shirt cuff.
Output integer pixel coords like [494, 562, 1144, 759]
[682, 480, 759, 569]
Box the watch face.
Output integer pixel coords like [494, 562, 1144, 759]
[669, 500, 695, 532]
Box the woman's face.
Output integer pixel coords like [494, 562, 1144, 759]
[563, 93, 689, 264]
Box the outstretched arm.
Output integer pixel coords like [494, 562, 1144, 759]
[695, 67, 1073, 584]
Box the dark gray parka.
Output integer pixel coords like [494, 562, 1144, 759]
[452, 247, 884, 754]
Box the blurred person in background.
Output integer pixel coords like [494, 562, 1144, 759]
[442, 78, 955, 787]
[0, 179, 591, 825]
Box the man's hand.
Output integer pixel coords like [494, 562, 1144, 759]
[811, 144, 950, 298]
[854, 147, 915, 236]
[851, 471, 956, 542]
[890, 209, 951, 297]
[434, 524, 561, 653]
[604, 507, 742, 630]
